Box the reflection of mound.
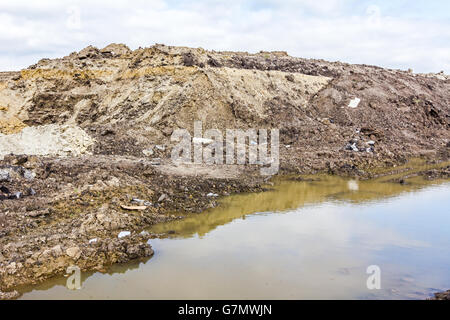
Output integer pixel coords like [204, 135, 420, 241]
[149, 175, 449, 239]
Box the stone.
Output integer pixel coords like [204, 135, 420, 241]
[142, 148, 154, 156]
[0, 169, 11, 182]
[66, 246, 82, 260]
[158, 194, 168, 202]
[23, 169, 36, 181]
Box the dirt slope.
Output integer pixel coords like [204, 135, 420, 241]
[0, 43, 448, 170]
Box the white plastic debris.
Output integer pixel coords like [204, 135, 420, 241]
[89, 238, 98, 244]
[207, 193, 219, 197]
[348, 98, 361, 109]
[367, 140, 375, 145]
[348, 143, 359, 152]
[118, 231, 131, 239]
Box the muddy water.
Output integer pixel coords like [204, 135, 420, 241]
[20, 175, 450, 299]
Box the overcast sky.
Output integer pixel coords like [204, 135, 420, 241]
[0, 0, 449, 73]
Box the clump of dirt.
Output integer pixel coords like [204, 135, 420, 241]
[0, 124, 95, 160]
[0, 116, 26, 134]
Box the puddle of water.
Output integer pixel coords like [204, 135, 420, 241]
[19, 175, 450, 299]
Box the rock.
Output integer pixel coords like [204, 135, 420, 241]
[51, 245, 63, 257]
[0, 169, 11, 182]
[367, 140, 376, 145]
[66, 246, 82, 260]
[150, 158, 161, 165]
[0, 185, 10, 194]
[23, 169, 36, 181]
[158, 194, 168, 202]
[0, 213, 5, 227]
[25, 187, 36, 196]
[118, 231, 131, 238]
[142, 148, 154, 156]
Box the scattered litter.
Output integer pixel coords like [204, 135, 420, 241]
[89, 238, 98, 244]
[367, 140, 375, 145]
[131, 198, 152, 206]
[118, 231, 131, 239]
[10, 192, 22, 200]
[285, 145, 291, 149]
[250, 140, 258, 146]
[207, 193, 219, 197]
[345, 143, 359, 152]
[158, 194, 168, 202]
[140, 231, 149, 236]
[348, 98, 361, 109]
[154, 145, 166, 151]
[121, 205, 147, 211]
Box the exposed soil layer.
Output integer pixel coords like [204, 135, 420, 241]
[0, 43, 449, 298]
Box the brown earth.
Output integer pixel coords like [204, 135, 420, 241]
[0, 43, 449, 298]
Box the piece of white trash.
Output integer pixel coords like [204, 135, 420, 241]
[207, 193, 219, 197]
[348, 98, 361, 108]
[118, 231, 131, 239]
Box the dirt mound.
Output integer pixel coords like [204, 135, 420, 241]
[0, 43, 448, 170]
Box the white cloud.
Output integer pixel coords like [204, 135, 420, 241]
[0, 0, 449, 73]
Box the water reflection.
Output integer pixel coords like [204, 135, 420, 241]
[19, 175, 450, 300]
[149, 175, 449, 239]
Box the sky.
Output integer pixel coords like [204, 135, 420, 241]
[0, 0, 449, 73]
